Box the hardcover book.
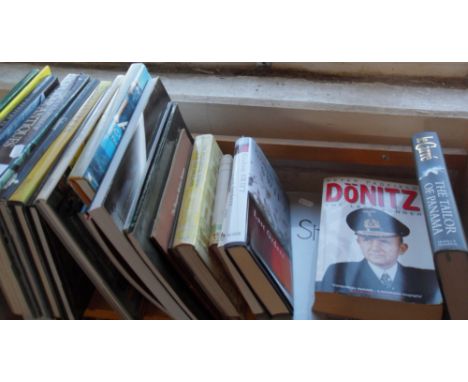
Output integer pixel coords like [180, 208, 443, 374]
[412, 131, 468, 319]
[87, 88, 202, 319]
[209, 154, 263, 318]
[87, 79, 181, 317]
[10, 75, 119, 320]
[314, 176, 443, 319]
[68, 64, 151, 204]
[0, 76, 99, 319]
[123, 104, 211, 319]
[0, 211, 37, 318]
[0, 80, 107, 319]
[172, 135, 245, 319]
[220, 137, 292, 318]
[27, 75, 143, 319]
[150, 128, 193, 256]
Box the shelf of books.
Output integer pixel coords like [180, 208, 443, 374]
[0, 63, 467, 320]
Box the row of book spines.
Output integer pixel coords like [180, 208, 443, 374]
[0, 66, 51, 122]
[0, 69, 40, 112]
[1, 64, 150, 208]
[10, 82, 111, 203]
[0, 73, 91, 196]
[170, 134, 249, 318]
[1, 66, 278, 320]
[0, 72, 121, 319]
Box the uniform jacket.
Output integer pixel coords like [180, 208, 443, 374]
[318, 259, 442, 304]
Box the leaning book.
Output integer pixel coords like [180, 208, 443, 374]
[412, 131, 468, 319]
[314, 176, 443, 319]
[220, 137, 293, 318]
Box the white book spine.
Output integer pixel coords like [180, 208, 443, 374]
[219, 139, 251, 247]
[209, 154, 233, 246]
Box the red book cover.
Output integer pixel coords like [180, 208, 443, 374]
[247, 195, 292, 303]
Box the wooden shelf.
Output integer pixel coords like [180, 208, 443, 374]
[83, 292, 171, 320]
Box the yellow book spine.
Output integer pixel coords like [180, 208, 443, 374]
[174, 134, 222, 248]
[10, 81, 110, 203]
[0, 65, 52, 121]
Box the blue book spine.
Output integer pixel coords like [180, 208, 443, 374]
[0, 76, 59, 144]
[412, 131, 468, 254]
[0, 79, 100, 197]
[0, 74, 89, 189]
[83, 67, 150, 191]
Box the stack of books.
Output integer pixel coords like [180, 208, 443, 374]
[0, 64, 300, 320]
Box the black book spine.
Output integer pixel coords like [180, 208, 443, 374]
[412, 132, 468, 254]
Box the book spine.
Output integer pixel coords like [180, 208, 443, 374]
[209, 154, 233, 246]
[412, 132, 468, 253]
[0, 66, 51, 122]
[151, 128, 193, 254]
[67, 75, 124, 176]
[0, 68, 39, 112]
[0, 75, 91, 194]
[0, 76, 59, 141]
[173, 134, 220, 247]
[81, 66, 150, 192]
[219, 138, 251, 246]
[10, 80, 105, 203]
[0, 74, 88, 186]
[247, 195, 293, 302]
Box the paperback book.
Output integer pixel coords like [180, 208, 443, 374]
[288, 192, 321, 320]
[314, 176, 443, 319]
[412, 131, 468, 319]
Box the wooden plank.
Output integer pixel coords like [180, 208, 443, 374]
[215, 135, 468, 171]
[83, 291, 171, 320]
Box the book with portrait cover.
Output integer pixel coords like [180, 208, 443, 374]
[412, 131, 468, 319]
[314, 176, 443, 319]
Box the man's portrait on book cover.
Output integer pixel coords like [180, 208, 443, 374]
[316, 178, 443, 305]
